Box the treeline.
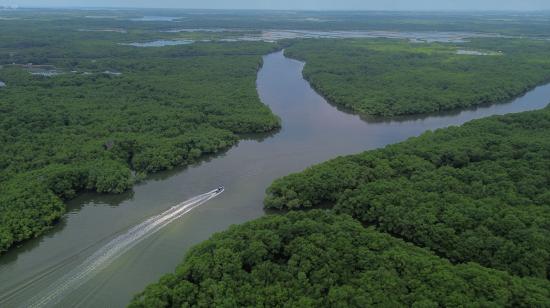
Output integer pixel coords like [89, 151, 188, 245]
[5, 9, 550, 37]
[266, 106, 550, 279]
[130, 210, 550, 307]
[284, 38, 550, 116]
[0, 22, 280, 252]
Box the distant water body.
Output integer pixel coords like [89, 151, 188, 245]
[130, 16, 182, 22]
[124, 30, 502, 47]
[120, 39, 194, 47]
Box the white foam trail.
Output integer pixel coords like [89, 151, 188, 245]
[25, 188, 223, 308]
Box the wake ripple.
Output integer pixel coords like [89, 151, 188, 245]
[25, 188, 223, 308]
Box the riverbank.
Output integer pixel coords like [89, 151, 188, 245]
[0, 41, 280, 254]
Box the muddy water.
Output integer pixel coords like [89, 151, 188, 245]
[1, 51, 549, 307]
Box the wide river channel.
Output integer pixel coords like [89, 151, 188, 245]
[1, 51, 550, 307]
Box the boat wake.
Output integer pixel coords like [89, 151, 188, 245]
[24, 188, 224, 308]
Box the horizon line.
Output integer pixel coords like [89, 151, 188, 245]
[2, 6, 550, 13]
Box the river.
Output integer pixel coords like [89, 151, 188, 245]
[1, 51, 549, 307]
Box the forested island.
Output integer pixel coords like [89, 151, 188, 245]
[0, 23, 280, 252]
[284, 38, 550, 116]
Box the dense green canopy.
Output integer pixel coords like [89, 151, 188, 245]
[284, 38, 550, 116]
[130, 211, 550, 307]
[266, 106, 550, 279]
[0, 22, 280, 252]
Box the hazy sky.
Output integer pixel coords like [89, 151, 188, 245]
[4, 0, 550, 11]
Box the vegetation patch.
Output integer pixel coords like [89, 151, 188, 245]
[130, 211, 550, 307]
[266, 106, 550, 279]
[284, 38, 550, 116]
[0, 22, 280, 252]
